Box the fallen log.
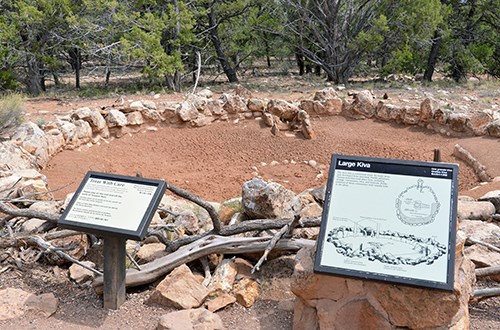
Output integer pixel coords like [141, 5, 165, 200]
[93, 235, 315, 293]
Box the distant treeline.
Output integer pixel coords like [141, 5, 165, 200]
[0, 0, 498, 95]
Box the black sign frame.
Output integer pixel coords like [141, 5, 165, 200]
[314, 155, 458, 291]
[59, 171, 166, 240]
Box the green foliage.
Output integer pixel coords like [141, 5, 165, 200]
[0, 70, 19, 91]
[0, 94, 24, 131]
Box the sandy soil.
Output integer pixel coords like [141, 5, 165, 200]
[1, 85, 500, 329]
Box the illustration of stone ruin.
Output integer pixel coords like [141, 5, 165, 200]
[326, 218, 447, 266]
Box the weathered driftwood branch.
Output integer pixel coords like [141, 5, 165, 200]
[453, 144, 491, 182]
[0, 201, 60, 222]
[467, 237, 500, 253]
[93, 235, 315, 293]
[473, 287, 500, 298]
[0, 229, 82, 249]
[155, 216, 321, 252]
[476, 265, 500, 278]
[252, 223, 290, 274]
[165, 182, 222, 233]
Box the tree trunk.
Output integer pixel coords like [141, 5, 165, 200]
[424, 29, 442, 82]
[25, 55, 43, 96]
[296, 50, 305, 75]
[68, 48, 82, 89]
[207, 3, 238, 83]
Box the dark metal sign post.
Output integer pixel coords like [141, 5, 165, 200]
[59, 171, 166, 309]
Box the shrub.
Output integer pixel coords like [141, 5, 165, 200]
[0, 94, 24, 133]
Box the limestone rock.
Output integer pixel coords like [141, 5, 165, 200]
[343, 90, 375, 119]
[44, 128, 65, 156]
[157, 308, 224, 330]
[242, 178, 297, 219]
[322, 97, 343, 115]
[247, 98, 266, 112]
[106, 109, 128, 127]
[69, 261, 96, 284]
[459, 220, 500, 247]
[465, 244, 500, 269]
[267, 99, 300, 121]
[149, 264, 209, 309]
[177, 101, 199, 122]
[126, 111, 144, 126]
[234, 278, 259, 308]
[56, 120, 80, 149]
[140, 108, 162, 122]
[457, 200, 495, 220]
[197, 88, 213, 99]
[208, 258, 238, 293]
[205, 293, 236, 312]
[433, 108, 450, 126]
[292, 246, 475, 330]
[74, 119, 92, 144]
[467, 111, 493, 135]
[487, 118, 500, 137]
[136, 243, 168, 263]
[479, 190, 500, 213]
[313, 87, 337, 102]
[234, 84, 252, 98]
[401, 106, 420, 125]
[420, 98, 439, 124]
[18, 178, 54, 201]
[375, 102, 401, 122]
[0, 288, 58, 321]
[20, 218, 46, 232]
[174, 209, 200, 235]
[448, 112, 470, 132]
[221, 94, 247, 114]
[10, 122, 50, 167]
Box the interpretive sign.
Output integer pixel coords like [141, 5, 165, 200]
[59, 171, 166, 241]
[314, 155, 458, 291]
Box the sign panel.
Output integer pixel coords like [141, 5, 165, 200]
[59, 171, 166, 240]
[314, 155, 458, 291]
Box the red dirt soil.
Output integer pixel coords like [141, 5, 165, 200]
[41, 115, 500, 202]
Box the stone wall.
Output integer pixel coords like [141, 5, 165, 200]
[291, 233, 476, 330]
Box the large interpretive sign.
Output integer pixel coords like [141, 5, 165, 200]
[59, 171, 166, 240]
[314, 155, 459, 291]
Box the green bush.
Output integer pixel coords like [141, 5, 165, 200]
[0, 94, 24, 132]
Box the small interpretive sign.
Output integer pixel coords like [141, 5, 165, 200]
[314, 155, 459, 291]
[59, 171, 166, 240]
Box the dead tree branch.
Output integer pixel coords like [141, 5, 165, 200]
[0, 201, 60, 222]
[93, 235, 315, 293]
[476, 265, 500, 278]
[165, 182, 222, 233]
[473, 287, 500, 299]
[252, 224, 290, 274]
[467, 237, 500, 253]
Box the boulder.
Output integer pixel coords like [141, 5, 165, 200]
[205, 293, 236, 312]
[247, 98, 266, 112]
[487, 119, 500, 138]
[221, 94, 247, 114]
[69, 261, 96, 284]
[433, 108, 450, 126]
[459, 220, 500, 247]
[0, 142, 38, 177]
[177, 101, 199, 122]
[419, 98, 439, 124]
[208, 258, 238, 293]
[197, 88, 213, 99]
[465, 244, 500, 269]
[44, 128, 65, 156]
[56, 120, 80, 149]
[148, 264, 210, 309]
[467, 111, 493, 135]
[478, 190, 500, 213]
[74, 119, 92, 144]
[136, 243, 168, 263]
[105, 109, 128, 127]
[157, 308, 224, 330]
[292, 244, 475, 330]
[343, 90, 375, 119]
[18, 178, 54, 201]
[0, 288, 58, 321]
[401, 106, 420, 125]
[267, 99, 300, 121]
[448, 112, 470, 133]
[126, 111, 145, 126]
[457, 200, 495, 220]
[233, 278, 259, 308]
[375, 102, 401, 122]
[10, 122, 50, 167]
[242, 178, 297, 219]
[313, 87, 338, 102]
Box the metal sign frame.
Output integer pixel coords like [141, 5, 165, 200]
[314, 154, 458, 291]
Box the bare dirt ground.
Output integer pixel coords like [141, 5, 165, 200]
[1, 77, 500, 329]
